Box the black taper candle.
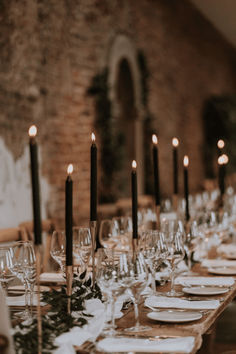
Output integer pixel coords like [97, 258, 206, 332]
[66, 164, 73, 266]
[183, 156, 190, 222]
[172, 138, 179, 195]
[90, 133, 97, 221]
[29, 125, 42, 245]
[218, 154, 228, 197]
[217, 139, 225, 157]
[152, 134, 160, 206]
[131, 160, 138, 239]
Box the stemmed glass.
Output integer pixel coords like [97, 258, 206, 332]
[98, 220, 120, 249]
[184, 221, 199, 275]
[96, 248, 128, 335]
[0, 247, 15, 292]
[112, 216, 132, 250]
[7, 241, 36, 319]
[166, 231, 185, 297]
[122, 252, 151, 333]
[50, 230, 66, 274]
[73, 227, 92, 274]
[139, 230, 164, 295]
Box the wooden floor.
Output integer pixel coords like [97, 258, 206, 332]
[198, 299, 236, 354]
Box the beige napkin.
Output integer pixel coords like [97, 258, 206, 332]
[218, 244, 236, 257]
[145, 295, 219, 310]
[6, 294, 44, 307]
[0, 288, 16, 354]
[175, 276, 235, 287]
[202, 259, 236, 268]
[39, 272, 65, 283]
[54, 299, 106, 353]
[97, 336, 195, 353]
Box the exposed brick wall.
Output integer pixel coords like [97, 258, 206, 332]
[0, 0, 235, 227]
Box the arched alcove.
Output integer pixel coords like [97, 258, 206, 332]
[107, 35, 145, 196]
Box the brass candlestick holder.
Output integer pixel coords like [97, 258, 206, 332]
[35, 245, 42, 354]
[155, 204, 161, 230]
[66, 265, 73, 314]
[172, 194, 178, 212]
[90, 220, 97, 287]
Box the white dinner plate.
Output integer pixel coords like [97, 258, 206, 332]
[182, 286, 229, 296]
[147, 311, 202, 323]
[9, 285, 50, 292]
[208, 267, 236, 275]
[225, 254, 236, 260]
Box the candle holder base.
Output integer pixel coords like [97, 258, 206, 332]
[35, 244, 42, 354]
[66, 265, 73, 314]
[90, 221, 97, 288]
[172, 194, 178, 212]
[155, 205, 161, 230]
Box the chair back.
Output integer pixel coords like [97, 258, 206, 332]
[19, 219, 56, 272]
[0, 227, 28, 244]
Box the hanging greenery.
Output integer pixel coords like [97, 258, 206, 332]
[203, 94, 236, 178]
[13, 272, 102, 354]
[87, 69, 123, 203]
[137, 50, 155, 195]
[88, 50, 154, 202]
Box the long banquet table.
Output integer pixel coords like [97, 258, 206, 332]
[114, 263, 236, 354]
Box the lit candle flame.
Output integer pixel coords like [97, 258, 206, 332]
[152, 134, 158, 145]
[28, 125, 37, 137]
[217, 139, 225, 149]
[223, 154, 229, 164]
[183, 155, 189, 167]
[91, 132, 96, 142]
[67, 164, 73, 175]
[218, 154, 229, 165]
[172, 137, 179, 147]
[132, 160, 137, 170]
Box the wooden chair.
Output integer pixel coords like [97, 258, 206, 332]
[19, 219, 56, 272]
[0, 227, 28, 244]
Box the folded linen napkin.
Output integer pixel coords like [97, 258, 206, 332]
[0, 288, 15, 354]
[6, 294, 45, 307]
[202, 259, 236, 268]
[97, 336, 195, 353]
[39, 272, 65, 283]
[175, 276, 235, 287]
[218, 244, 236, 257]
[145, 295, 219, 310]
[54, 298, 106, 353]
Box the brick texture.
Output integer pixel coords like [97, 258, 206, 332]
[0, 0, 235, 226]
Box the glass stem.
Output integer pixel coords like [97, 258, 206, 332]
[151, 271, 156, 294]
[111, 295, 116, 330]
[24, 282, 30, 314]
[30, 283, 34, 315]
[187, 252, 192, 271]
[170, 266, 176, 293]
[133, 299, 140, 328]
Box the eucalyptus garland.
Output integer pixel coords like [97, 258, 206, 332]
[13, 272, 102, 354]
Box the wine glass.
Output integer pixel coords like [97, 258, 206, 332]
[98, 220, 120, 249]
[7, 241, 36, 319]
[122, 252, 151, 333]
[50, 230, 66, 274]
[0, 247, 15, 292]
[139, 230, 164, 295]
[184, 221, 199, 275]
[166, 231, 185, 297]
[96, 248, 128, 335]
[112, 216, 132, 250]
[73, 227, 92, 274]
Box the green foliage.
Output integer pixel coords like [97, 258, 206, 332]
[13, 272, 102, 354]
[203, 95, 236, 178]
[137, 50, 155, 195]
[87, 70, 123, 203]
